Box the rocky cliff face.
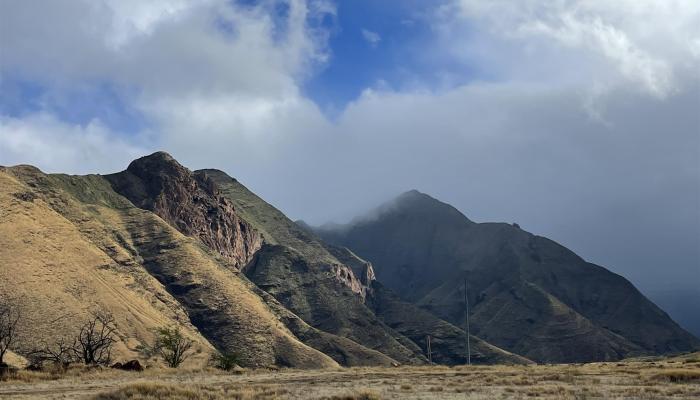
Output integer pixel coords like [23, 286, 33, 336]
[106, 152, 262, 269]
[323, 245, 377, 299]
[202, 168, 377, 299]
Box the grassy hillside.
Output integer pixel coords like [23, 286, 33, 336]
[0, 165, 335, 368]
[315, 190, 700, 363]
[0, 166, 213, 365]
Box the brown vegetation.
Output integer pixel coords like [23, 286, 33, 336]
[0, 299, 21, 365]
[93, 382, 286, 400]
[0, 355, 699, 399]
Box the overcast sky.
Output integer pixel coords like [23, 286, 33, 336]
[1, 0, 698, 333]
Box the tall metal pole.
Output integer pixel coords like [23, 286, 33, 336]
[426, 335, 432, 364]
[464, 277, 471, 365]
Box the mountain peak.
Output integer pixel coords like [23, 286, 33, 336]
[126, 151, 184, 175]
[395, 189, 441, 204]
[384, 190, 474, 224]
[107, 152, 263, 269]
[314, 190, 476, 235]
[135, 150, 176, 163]
[197, 168, 239, 183]
[398, 189, 425, 198]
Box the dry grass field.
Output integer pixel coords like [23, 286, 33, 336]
[1, 355, 699, 399]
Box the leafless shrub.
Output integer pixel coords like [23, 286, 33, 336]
[73, 313, 117, 366]
[0, 300, 21, 365]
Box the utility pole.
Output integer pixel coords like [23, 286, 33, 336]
[464, 277, 471, 365]
[426, 335, 432, 364]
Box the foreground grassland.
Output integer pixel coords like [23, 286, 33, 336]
[1, 358, 699, 399]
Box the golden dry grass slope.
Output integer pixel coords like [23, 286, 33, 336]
[0, 165, 335, 368]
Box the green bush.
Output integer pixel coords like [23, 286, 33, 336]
[148, 327, 194, 368]
[210, 352, 240, 371]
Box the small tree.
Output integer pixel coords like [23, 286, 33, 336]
[0, 301, 21, 365]
[73, 313, 117, 365]
[210, 352, 240, 371]
[152, 326, 194, 368]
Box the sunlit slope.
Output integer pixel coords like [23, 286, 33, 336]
[0, 166, 336, 368]
[0, 166, 213, 363]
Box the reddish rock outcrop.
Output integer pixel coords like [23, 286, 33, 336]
[328, 261, 376, 299]
[106, 152, 262, 269]
[330, 263, 365, 299]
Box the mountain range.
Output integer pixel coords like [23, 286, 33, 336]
[0, 152, 696, 367]
[312, 190, 699, 363]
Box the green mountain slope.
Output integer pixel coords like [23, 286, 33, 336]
[314, 190, 700, 363]
[205, 168, 526, 365]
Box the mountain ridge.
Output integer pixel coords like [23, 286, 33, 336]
[4, 154, 693, 368]
[0, 153, 526, 368]
[313, 189, 700, 363]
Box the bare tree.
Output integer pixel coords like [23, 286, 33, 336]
[152, 326, 194, 368]
[0, 301, 21, 365]
[73, 313, 117, 365]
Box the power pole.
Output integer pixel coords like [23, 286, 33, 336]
[426, 335, 432, 364]
[464, 277, 471, 365]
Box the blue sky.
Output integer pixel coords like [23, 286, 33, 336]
[0, 77, 147, 134]
[1, 0, 699, 335]
[0, 0, 472, 126]
[304, 0, 458, 113]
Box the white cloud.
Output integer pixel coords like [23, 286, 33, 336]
[361, 29, 381, 48]
[100, 0, 204, 49]
[0, 0, 330, 96]
[0, 113, 150, 174]
[0, 0, 333, 172]
[450, 0, 700, 98]
[143, 91, 330, 168]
